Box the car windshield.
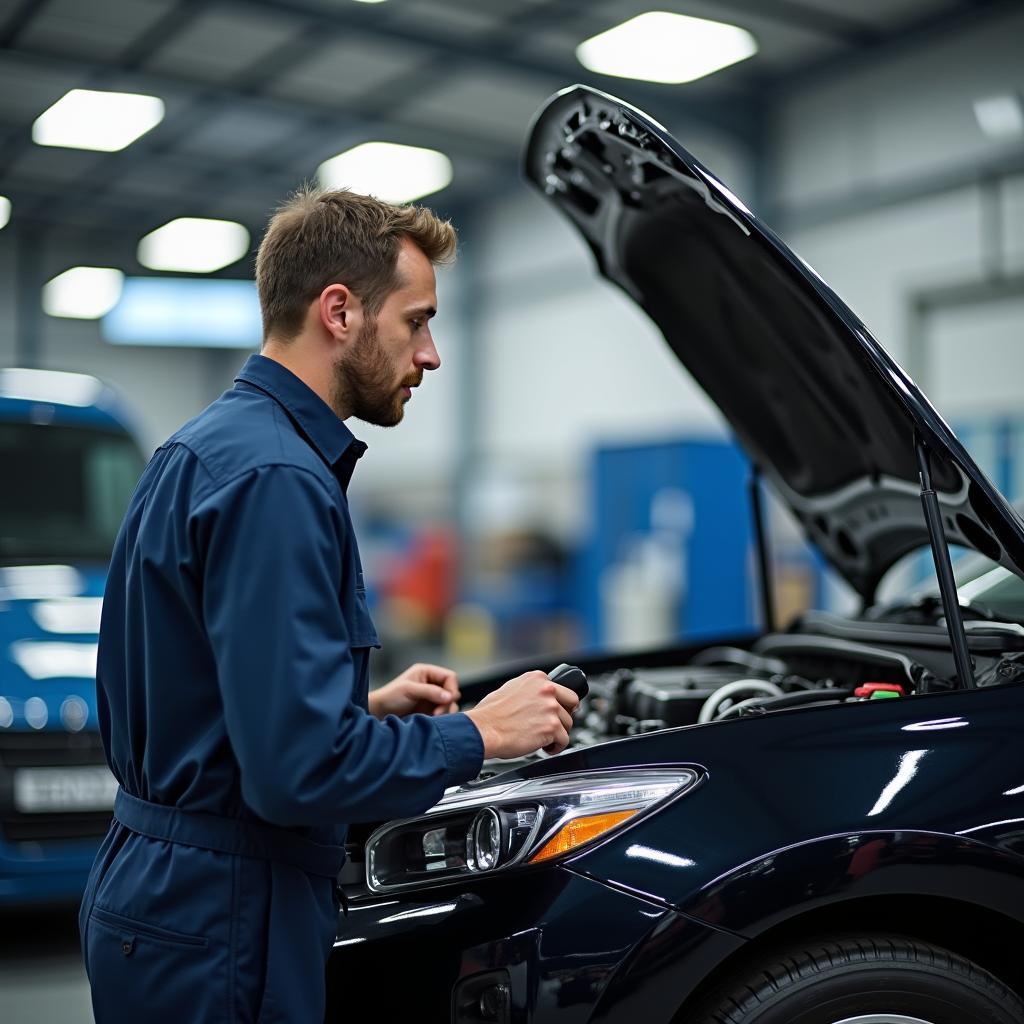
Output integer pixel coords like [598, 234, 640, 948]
[0, 419, 145, 562]
[876, 547, 1024, 625]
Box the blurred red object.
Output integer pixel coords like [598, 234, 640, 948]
[381, 526, 458, 628]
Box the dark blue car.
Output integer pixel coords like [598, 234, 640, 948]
[0, 368, 145, 905]
[326, 87, 1024, 1024]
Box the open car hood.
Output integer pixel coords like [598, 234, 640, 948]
[523, 85, 1024, 601]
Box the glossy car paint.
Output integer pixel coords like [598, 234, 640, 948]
[329, 868, 745, 1021]
[326, 88, 1024, 1021]
[327, 634, 1024, 1020]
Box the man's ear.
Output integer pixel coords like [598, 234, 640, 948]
[319, 283, 362, 345]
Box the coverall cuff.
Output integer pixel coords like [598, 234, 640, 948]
[434, 712, 485, 786]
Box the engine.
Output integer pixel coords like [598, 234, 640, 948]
[469, 623, 986, 781]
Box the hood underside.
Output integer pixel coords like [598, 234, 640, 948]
[523, 85, 1024, 601]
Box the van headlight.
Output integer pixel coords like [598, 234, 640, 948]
[365, 768, 699, 893]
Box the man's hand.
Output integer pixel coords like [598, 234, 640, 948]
[465, 671, 580, 759]
[369, 663, 461, 720]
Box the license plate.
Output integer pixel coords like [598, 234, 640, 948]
[13, 766, 118, 813]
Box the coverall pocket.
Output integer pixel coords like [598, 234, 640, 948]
[350, 587, 380, 648]
[87, 906, 222, 1023]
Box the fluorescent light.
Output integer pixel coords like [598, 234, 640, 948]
[0, 368, 103, 408]
[42, 266, 124, 319]
[0, 565, 84, 601]
[317, 142, 453, 203]
[103, 278, 261, 348]
[138, 217, 250, 273]
[576, 12, 757, 84]
[973, 94, 1024, 138]
[33, 88, 164, 152]
[31, 598, 104, 635]
[9, 641, 98, 680]
[0, 195, 10, 230]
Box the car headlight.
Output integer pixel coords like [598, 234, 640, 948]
[365, 767, 699, 893]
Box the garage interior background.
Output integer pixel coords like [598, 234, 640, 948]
[3, 0, 1024, 671]
[0, 0, 1022, 1014]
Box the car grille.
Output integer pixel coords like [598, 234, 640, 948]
[0, 731, 113, 845]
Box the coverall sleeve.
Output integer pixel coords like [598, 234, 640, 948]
[195, 464, 484, 827]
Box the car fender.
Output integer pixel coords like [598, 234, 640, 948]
[581, 831, 1024, 1021]
[676, 829, 1024, 938]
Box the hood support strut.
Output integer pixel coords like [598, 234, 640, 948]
[749, 466, 775, 633]
[916, 433, 975, 688]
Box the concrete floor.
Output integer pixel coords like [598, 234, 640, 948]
[0, 905, 93, 1023]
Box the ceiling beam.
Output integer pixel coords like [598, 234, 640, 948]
[0, 45, 519, 205]
[224, 0, 756, 137]
[0, 0, 758, 227]
[774, 0, 1017, 93]
[712, 0, 880, 46]
[0, 0, 41, 48]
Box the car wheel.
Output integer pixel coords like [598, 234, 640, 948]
[691, 934, 1024, 1024]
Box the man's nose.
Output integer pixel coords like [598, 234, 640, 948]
[415, 333, 441, 371]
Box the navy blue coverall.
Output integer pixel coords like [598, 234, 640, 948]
[80, 354, 484, 1022]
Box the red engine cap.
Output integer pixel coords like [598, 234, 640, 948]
[854, 682, 905, 698]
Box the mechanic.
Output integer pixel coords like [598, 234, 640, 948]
[79, 187, 580, 1023]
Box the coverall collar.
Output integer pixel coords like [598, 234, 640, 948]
[234, 353, 367, 489]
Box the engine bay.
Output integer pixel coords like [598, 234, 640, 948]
[470, 612, 1024, 781]
[339, 611, 1024, 891]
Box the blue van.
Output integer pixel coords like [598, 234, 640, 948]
[0, 367, 145, 905]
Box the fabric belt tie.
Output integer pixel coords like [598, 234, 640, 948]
[113, 789, 345, 879]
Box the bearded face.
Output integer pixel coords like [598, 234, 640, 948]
[331, 314, 420, 427]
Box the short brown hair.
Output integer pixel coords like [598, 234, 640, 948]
[255, 185, 457, 341]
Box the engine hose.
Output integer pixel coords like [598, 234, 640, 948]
[715, 687, 857, 720]
[698, 679, 785, 723]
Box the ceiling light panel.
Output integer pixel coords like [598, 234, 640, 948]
[576, 12, 758, 84]
[0, 196, 10, 230]
[137, 218, 250, 273]
[317, 142, 453, 203]
[974, 94, 1024, 138]
[42, 267, 125, 320]
[32, 88, 165, 152]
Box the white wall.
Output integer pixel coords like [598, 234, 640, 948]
[774, 9, 1024, 211]
[42, 323, 242, 456]
[772, 7, 1024, 384]
[463, 118, 751, 537]
[929, 294, 1024, 415]
[780, 185, 989, 367]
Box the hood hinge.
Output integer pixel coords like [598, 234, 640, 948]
[915, 431, 975, 688]
[750, 465, 775, 633]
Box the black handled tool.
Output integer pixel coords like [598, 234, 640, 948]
[548, 663, 589, 700]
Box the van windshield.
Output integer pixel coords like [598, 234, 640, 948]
[0, 420, 146, 562]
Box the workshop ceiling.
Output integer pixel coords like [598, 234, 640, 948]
[0, 0, 1004, 238]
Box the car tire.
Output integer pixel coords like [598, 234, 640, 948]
[691, 934, 1024, 1024]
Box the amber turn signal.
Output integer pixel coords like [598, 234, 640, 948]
[528, 809, 639, 863]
